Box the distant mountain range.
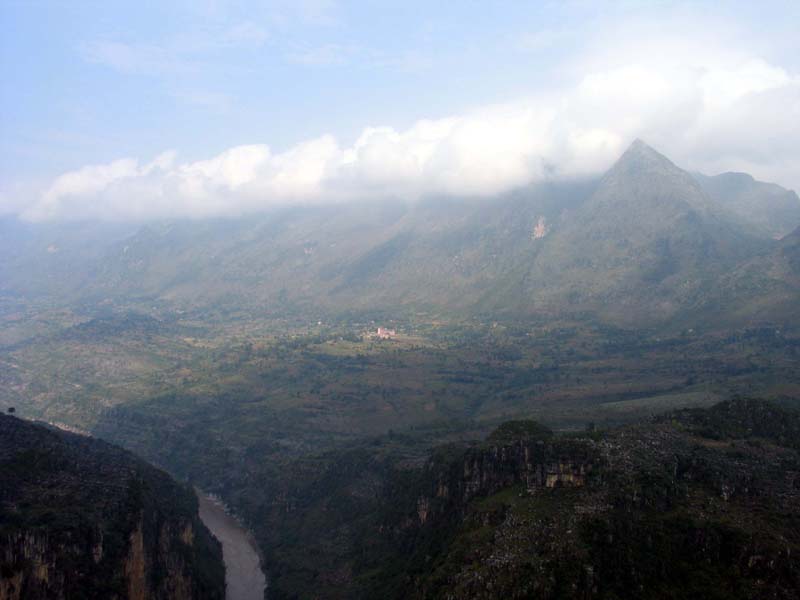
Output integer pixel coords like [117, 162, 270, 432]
[2, 140, 799, 328]
[3, 142, 800, 600]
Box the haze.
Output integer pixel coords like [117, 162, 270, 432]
[2, 1, 799, 221]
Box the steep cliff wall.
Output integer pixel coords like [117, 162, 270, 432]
[362, 401, 800, 599]
[0, 415, 225, 600]
[411, 433, 602, 526]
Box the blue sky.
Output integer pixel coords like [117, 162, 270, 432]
[2, 1, 799, 220]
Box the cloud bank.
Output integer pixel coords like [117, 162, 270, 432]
[18, 37, 800, 221]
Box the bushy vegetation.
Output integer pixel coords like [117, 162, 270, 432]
[0, 415, 225, 599]
[486, 419, 553, 443]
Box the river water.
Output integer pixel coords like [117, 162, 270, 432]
[198, 493, 267, 600]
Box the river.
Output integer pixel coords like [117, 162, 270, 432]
[198, 492, 267, 600]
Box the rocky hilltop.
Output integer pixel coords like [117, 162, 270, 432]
[232, 399, 799, 599]
[0, 414, 225, 600]
[362, 399, 800, 599]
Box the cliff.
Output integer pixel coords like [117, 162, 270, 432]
[0, 414, 225, 600]
[359, 399, 800, 599]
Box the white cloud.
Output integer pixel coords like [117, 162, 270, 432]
[22, 33, 800, 221]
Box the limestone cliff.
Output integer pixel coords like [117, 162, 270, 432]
[362, 400, 800, 599]
[0, 414, 224, 600]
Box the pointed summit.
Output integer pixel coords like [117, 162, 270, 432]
[612, 138, 678, 175]
[598, 138, 722, 216]
[627, 137, 654, 152]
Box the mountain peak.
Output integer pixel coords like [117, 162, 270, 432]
[620, 138, 672, 163]
[589, 137, 725, 220]
[628, 137, 652, 151]
[604, 138, 685, 183]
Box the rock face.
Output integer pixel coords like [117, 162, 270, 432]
[411, 439, 598, 527]
[358, 400, 800, 599]
[413, 434, 601, 523]
[0, 415, 225, 600]
[146, 397, 799, 600]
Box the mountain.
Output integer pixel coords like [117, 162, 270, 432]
[0, 415, 225, 600]
[1, 140, 797, 328]
[520, 140, 772, 324]
[695, 171, 800, 239]
[700, 224, 800, 325]
[781, 226, 800, 272]
[234, 399, 800, 599]
[0, 217, 134, 301]
[0, 180, 597, 318]
[3, 143, 799, 599]
[372, 398, 800, 600]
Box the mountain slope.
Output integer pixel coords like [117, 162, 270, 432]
[522, 140, 771, 324]
[2, 141, 796, 328]
[695, 171, 800, 239]
[65, 180, 596, 315]
[71, 141, 793, 326]
[390, 399, 800, 600]
[699, 225, 800, 325]
[0, 415, 225, 600]
[166, 398, 798, 599]
[354, 400, 800, 599]
[0, 217, 134, 300]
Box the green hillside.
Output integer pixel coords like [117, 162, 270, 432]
[3, 141, 797, 329]
[0, 415, 224, 600]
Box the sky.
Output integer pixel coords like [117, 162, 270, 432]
[1, 0, 799, 221]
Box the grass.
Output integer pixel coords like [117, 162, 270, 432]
[3, 309, 798, 441]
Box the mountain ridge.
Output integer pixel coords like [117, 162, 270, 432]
[1, 141, 798, 329]
[695, 170, 800, 239]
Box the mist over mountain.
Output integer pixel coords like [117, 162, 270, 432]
[696, 171, 800, 239]
[2, 141, 797, 329]
[3, 141, 800, 599]
[4, 4, 800, 599]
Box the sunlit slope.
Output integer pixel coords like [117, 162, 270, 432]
[2, 141, 799, 327]
[522, 140, 773, 324]
[696, 171, 800, 239]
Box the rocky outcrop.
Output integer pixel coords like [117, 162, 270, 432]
[361, 403, 800, 599]
[0, 415, 225, 600]
[410, 430, 602, 528]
